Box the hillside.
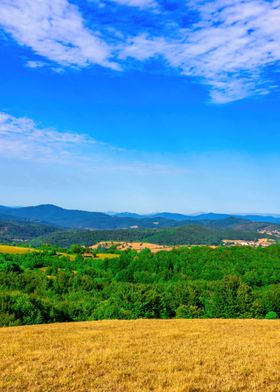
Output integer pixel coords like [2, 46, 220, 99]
[0, 204, 178, 229]
[1, 319, 279, 392]
[1, 245, 280, 326]
[31, 223, 264, 247]
[1, 204, 280, 230]
[0, 205, 279, 247]
[0, 219, 58, 242]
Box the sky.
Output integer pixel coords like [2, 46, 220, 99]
[0, 0, 280, 214]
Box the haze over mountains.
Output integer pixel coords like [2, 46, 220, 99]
[0, 204, 280, 229]
[1, 204, 280, 247]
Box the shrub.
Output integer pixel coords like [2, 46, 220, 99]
[176, 304, 202, 319]
[265, 311, 278, 319]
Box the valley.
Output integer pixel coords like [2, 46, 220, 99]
[1, 204, 280, 248]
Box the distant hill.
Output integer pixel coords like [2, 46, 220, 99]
[114, 210, 280, 224]
[146, 212, 193, 221]
[1, 208, 278, 247]
[0, 204, 279, 233]
[113, 212, 144, 219]
[0, 219, 57, 242]
[31, 223, 265, 248]
[0, 204, 174, 229]
[0, 204, 178, 230]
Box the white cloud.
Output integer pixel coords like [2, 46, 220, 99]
[0, 112, 188, 177]
[122, 0, 280, 102]
[25, 60, 45, 69]
[111, 0, 156, 9]
[0, 0, 119, 69]
[1, 0, 280, 102]
[0, 112, 98, 163]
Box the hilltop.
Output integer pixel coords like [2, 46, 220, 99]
[1, 204, 280, 246]
[1, 204, 280, 230]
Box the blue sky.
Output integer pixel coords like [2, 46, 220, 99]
[0, 0, 280, 213]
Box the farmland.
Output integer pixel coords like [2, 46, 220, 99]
[1, 319, 280, 391]
[0, 244, 117, 260]
[91, 241, 174, 252]
[0, 244, 37, 254]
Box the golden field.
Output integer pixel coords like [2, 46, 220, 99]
[91, 241, 174, 253]
[0, 244, 36, 254]
[0, 244, 117, 260]
[0, 319, 280, 392]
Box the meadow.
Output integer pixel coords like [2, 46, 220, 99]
[0, 244, 37, 254]
[0, 319, 280, 391]
[0, 244, 117, 259]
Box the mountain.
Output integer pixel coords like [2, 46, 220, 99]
[113, 212, 144, 219]
[0, 219, 58, 242]
[237, 214, 280, 224]
[0, 204, 280, 231]
[0, 208, 278, 246]
[0, 204, 178, 230]
[146, 212, 280, 224]
[31, 223, 264, 248]
[147, 212, 193, 221]
[3, 204, 118, 228]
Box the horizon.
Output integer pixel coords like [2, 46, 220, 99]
[1, 203, 280, 217]
[1, 0, 280, 213]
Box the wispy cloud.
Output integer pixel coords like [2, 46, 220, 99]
[0, 113, 279, 213]
[0, 111, 188, 177]
[110, 0, 157, 9]
[1, 0, 280, 102]
[0, 0, 119, 69]
[25, 60, 47, 69]
[0, 111, 98, 163]
[123, 0, 280, 102]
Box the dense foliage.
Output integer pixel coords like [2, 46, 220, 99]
[2, 213, 276, 247]
[0, 219, 57, 243]
[1, 245, 280, 326]
[31, 225, 262, 248]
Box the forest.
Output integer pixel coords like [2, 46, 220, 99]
[0, 244, 279, 326]
[29, 224, 263, 248]
[1, 214, 274, 247]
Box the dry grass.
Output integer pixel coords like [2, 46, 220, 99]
[0, 245, 116, 260]
[95, 253, 119, 259]
[0, 244, 36, 254]
[1, 319, 280, 391]
[91, 241, 174, 253]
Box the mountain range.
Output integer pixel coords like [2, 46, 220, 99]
[0, 204, 279, 246]
[1, 204, 280, 229]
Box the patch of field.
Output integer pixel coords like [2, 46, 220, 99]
[91, 241, 174, 253]
[0, 319, 280, 392]
[95, 252, 119, 259]
[0, 245, 117, 260]
[0, 244, 37, 254]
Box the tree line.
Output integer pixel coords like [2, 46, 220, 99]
[0, 245, 279, 326]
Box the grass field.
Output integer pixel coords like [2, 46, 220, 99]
[0, 244, 117, 260]
[95, 252, 119, 259]
[91, 241, 174, 253]
[0, 244, 37, 254]
[1, 319, 280, 391]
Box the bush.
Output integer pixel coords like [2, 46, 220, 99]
[265, 311, 278, 319]
[176, 304, 202, 319]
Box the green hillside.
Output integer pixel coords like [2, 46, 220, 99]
[31, 224, 263, 247]
[1, 244, 280, 326]
[0, 219, 57, 243]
